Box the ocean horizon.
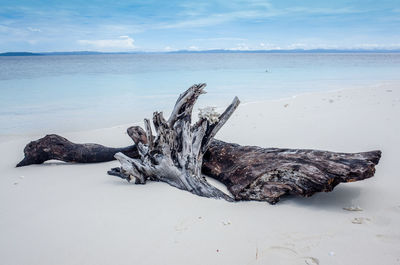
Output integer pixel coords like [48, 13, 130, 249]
[1, 52, 400, 135]
[2, 49, 400, 56]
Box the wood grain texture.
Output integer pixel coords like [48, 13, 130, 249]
[203, 140, 381, 204]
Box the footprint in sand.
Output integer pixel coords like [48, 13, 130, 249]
[13, 175, 25, 185]
[375, 234, 400, 244]
[389, 205, 400, 214]
[249, 245, 319, 265]
[174, 219, 192, 232]
[174, 216, 204, 232]
[351, 217, 371, 224]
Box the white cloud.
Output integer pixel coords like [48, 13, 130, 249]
[259, 43, 282, 50]
[78, 36, 135, 51]
[155, 3, 363, 31]
[99, 24, 145, 34]
[192, 37, 247, 42]
[27, 39, 38, 45]
[178, 2, 211, 17]
[247, 0, 272, 9]
[188, 46, 200, 50]
[228, 43, 250, 51]
[157, 15, 229, 29]
[27, 27, 41, 32]
[157, 9, 279, 30]
[285, 7, 360, 15]
[0, 25, 10, 33]
[155, 8, 291, 30]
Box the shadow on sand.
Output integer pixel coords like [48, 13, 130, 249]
[280, 185, 362, 210]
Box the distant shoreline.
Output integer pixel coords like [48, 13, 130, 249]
[2, 49, 400, 56]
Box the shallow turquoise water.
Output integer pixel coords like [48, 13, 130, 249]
[1, 53, 399, 134]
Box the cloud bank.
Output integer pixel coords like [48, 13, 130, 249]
[78, 36, 135, 51]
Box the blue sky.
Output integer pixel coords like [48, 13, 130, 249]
[1, 0, 399, 52]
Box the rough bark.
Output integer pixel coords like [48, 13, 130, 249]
[16, 84, 382, 204]
[203, 140, 381, 204]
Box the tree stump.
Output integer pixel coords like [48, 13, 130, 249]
[108, 83, 239, 200]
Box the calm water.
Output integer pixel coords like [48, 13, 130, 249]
[1, 53, 399, 134]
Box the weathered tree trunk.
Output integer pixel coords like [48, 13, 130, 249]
[203, 140, 380, 204]
[16, 84, 381, 204]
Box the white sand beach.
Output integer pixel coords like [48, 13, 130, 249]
[0, 82, 399, 265]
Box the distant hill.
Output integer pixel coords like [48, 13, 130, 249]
[0, 51, 105, 56]
[0, 52, 42, 56]
[43, 51, 105, 55]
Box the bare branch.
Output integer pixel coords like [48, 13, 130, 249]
[201, 96, 240, 153]
[144, 118, 154, 149]
[168, 83, 206, 127]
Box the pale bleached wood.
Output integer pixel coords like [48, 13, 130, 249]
[111, 83, 238, 201]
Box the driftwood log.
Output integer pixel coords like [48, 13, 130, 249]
[16, 84, 381, 204]
[108, 84, 239, 200]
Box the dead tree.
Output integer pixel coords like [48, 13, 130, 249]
[108, 84, 239, 201]
[16, 84, 381, 204]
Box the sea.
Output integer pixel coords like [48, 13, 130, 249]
[1, 53, 399, 135]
